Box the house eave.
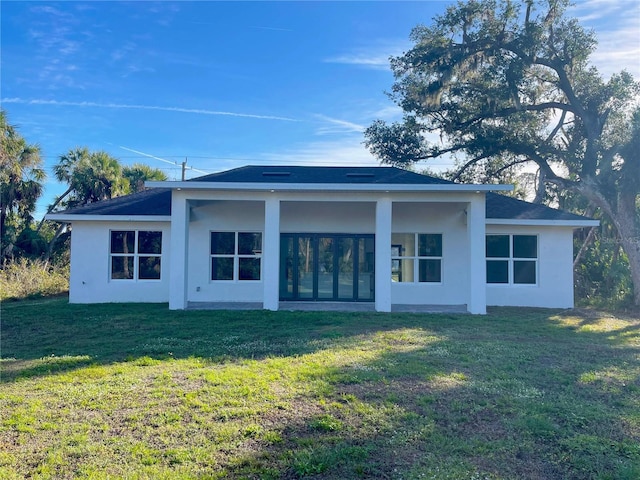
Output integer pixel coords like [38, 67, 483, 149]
[45, 214, 172, 223]
[486, 218, 599, 227]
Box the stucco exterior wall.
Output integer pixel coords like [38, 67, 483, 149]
[69, 220, 171, 303]
[390, 202, 470, 305]
[280, 201, 376, 233]
[187, 200, 266, 303]
[486, 225, 575, 308]
[66, 194, 579, 311]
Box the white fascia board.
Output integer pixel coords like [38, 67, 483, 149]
[146, 181, 513, 193]
[486, 218, 599, 227]
[45, 214, 172, 223]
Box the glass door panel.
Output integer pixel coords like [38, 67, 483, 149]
[358, 237, 375, 300]
[317, 237, 334, 299]
[337, 237, 354, 299]
[297, 236, 314, 299]
[280, 234, 374, 302]
[279, 236, 294, 299]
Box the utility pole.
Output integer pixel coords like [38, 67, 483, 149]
[181, 157, 187, 181]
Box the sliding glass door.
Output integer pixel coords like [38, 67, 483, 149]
[280, 234, 374, 301]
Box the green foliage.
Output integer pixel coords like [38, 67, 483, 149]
[50, 148, 168, 211]
[0, 111, 167, 286]
[0, 110, 45, 260]
[576, 235, 634, 309]
[52, 147, 129, 210]
[123, 163, 168, 193]
[0, 258, 68, 301]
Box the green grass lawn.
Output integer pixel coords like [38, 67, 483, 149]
[1, 298, 639, 479]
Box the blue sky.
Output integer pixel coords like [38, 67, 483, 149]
[1, 1, 639, 219]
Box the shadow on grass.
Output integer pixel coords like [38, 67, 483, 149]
[1, 297, 460, 382]
[1, 297, 639, 479]
[221, 311, 640, 479]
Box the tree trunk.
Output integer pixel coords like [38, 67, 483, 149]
[533, 168, 546, 204]
[35, 185, 73, 234]
[615, 210, 640, 307]
[573, 181, 640, 306]
[573, 226, 597, 270]
[43, 223, 67, 265]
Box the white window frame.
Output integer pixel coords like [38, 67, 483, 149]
[391, 233, 443, 284]
[109, 230, 162, 281]
[486, 234, 538, 285]
[210, 231, 263, 282]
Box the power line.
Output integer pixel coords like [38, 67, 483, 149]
[118, 146, 209, 176]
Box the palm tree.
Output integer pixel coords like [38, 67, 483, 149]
[42, 147, 128, 217]
[41, 149, 129, 261]
[123, 163, 167, 192]
[0, 110, 45, 259]
[35, 147, 91, 234]
[72, 150, 129, 204]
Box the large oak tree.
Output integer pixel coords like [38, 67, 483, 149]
[364, 0, 640, 305]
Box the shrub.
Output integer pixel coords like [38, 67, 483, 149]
[0, 259, 69, 301]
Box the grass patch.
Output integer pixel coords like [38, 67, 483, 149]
[1, 299, 639, 478]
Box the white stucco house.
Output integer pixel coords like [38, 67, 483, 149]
[47, 165, 598, 314]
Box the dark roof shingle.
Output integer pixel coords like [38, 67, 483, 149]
[48, 166, 593, 223]
[485, 192, 590, 221]
[51, 188, 172, 216]
[190, 165, 453, 184]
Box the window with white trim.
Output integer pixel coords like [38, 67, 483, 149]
[486, 234, 537, 284]
[210, 232, 262, 281]
[391, 233, 442, 283]
[110, 230, 162, 280]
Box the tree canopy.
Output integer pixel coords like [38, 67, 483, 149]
[44, 148, 168, 217]
[123, 163, 168, 193]
[0, 110, 45, 259]
[364, 0, 640, 305]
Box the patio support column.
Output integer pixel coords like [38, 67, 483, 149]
[375, 197, 392, 312]
[263, 197, 280, 311]
[467, 194, 487, 314]
[169, 192, 189, 310]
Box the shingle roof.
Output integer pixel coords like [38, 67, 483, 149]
[485, 192, 590, 221]
[191, 165, 453, 184]
[47, 166, 593, 223]
[51, 188, 172, 216]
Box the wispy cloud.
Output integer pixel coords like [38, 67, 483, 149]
[370, 105, 403, 121]
[571, 1, 640, 78]
[313, 114, 365, 135]
[590, 24, 640, 78]
[258, 138, 379, 167]
[324, 39, 410, 70]
[1, 98, 298, 122]
[571, 0, 634, 22]
[26, 5, 85, 89]
[324, 53, 393, 70]
[250, 26, 293, 32]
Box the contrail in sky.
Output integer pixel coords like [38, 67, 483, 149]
[118, 145, 209, 175]
[1, 97, 297, 122]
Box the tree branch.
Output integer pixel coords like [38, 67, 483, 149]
[458, 101, 578, 130]
[491, 158, 531, 178]
[451, 153, 492, 181]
